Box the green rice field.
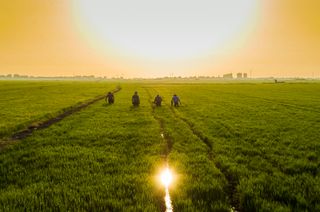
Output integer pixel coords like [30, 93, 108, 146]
[0, 80, 319, 211]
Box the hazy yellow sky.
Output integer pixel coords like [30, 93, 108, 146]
[0, 0, 319, 78]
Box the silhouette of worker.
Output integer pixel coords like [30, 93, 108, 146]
[154, 95, 162, 106]
[171, 94, 181, 107]
[132, 91, 140, 106]
[106, 92, 114, 104]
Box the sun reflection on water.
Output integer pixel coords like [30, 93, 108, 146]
[161, 168, 172, 188]
[160, 167, 173, 212]
[165, 187, 173, 212]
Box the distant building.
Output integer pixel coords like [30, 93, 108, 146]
[243, 73, 248, 78]
[223, 73, 233, 79]
[237, 73, 242, 78]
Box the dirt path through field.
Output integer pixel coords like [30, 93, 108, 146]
[145, 88, 173, 159]
[10, 86, 122, 141]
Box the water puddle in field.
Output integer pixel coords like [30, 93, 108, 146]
[164, 187, 173, 212]
[160, 167, 173, 212]
[160, 135, 173, 211]
[158, 120, 173, 211]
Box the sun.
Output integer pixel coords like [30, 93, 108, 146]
[73, 0, 259, 60]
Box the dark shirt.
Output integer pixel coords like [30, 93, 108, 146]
[154, 96, 162, 106]
[106, 93, 114, 103]
[132, 94, 140, 105]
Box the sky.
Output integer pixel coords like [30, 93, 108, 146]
[0, 0, 320, 78]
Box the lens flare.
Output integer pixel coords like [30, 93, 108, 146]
[160, 168, 173, 188]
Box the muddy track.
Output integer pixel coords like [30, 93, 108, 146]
[144, 88, 173, 159]
[11, 86, 122, 141]
[168, 103, 239, 211]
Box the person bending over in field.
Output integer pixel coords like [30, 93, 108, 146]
[106, 92, 114, 104]
[132, 91, 140, 106]
[171, 94, 181, 107]
[154, 94, 162, 106]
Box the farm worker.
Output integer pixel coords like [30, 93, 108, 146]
[132, 91, 140, 106]
[154, 95, 162, 106]
[171, 94, 181, 107]
[106, 92, 114, 104]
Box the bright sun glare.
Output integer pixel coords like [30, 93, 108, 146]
[73, 0, 259, 60]
[160, 168, 173, 188]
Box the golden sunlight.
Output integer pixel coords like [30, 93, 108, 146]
[2, 1, 319, 77]
[73, 0, 259, 60]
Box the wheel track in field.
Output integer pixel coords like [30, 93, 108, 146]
[144, 88, 173, 160]
[10, 86, 122, 141]
[164, 93, 239, 211]
[144, 87, 172, 212]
